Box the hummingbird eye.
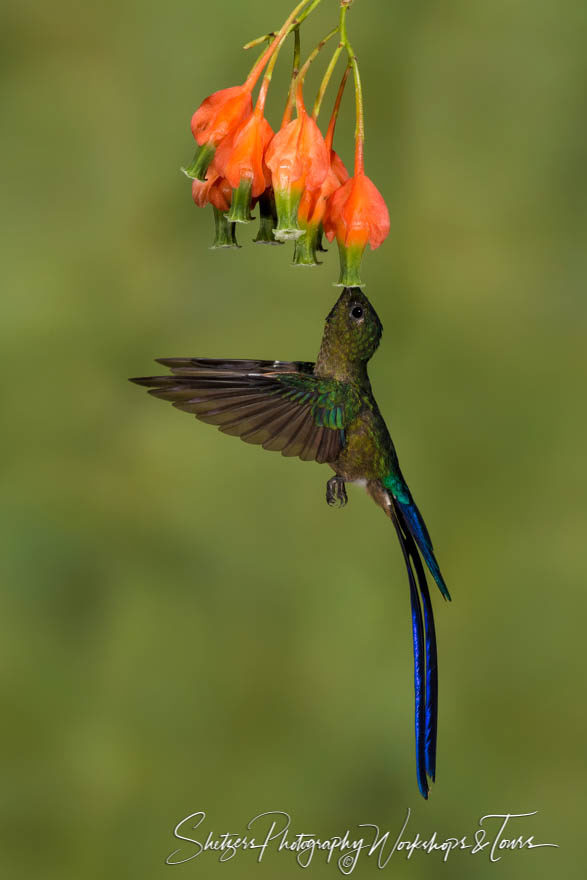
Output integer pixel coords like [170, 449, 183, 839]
[350, 305, 364, 320]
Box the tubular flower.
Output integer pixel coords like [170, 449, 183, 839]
[191, 175, 239, 249]
[191, 173, 232, 212]
[315, 149, 350, 254]
[293, 163, 342, 266]
[330, 149, 350, 186]
[185, 86, 253, 182]
[181, 2, 390, 285]
[214, 111, 274, 224]
[324, 172, 390, 287]
[265, 109, 329, 241]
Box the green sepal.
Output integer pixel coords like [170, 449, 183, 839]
[181, 142, 216, 181]
[225, 179, 254, 224]
[211, 207, 240, 249]
[334, 240, 367, 288]
[292, 224, 321, 267]
[273, 187, 304, 242]
[254, 190, 283, 245]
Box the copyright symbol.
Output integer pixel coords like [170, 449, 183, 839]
[340, 853, 355, 870]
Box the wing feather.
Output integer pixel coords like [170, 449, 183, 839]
[131, 359, 357, 465]
[281, 410, 316, 458]
[263, 405, 309, 452]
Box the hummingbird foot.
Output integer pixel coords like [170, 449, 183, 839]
[326, 476, 348, 509]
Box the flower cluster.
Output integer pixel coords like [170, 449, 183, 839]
[183, 0, 390, 287]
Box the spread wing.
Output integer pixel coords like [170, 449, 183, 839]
[131, 357, 359, 464]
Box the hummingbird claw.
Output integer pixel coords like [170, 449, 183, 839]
[326, 476, 348, 509]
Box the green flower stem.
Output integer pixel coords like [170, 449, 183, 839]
[324, 64, 350, 150]
[294, 25, 340, 111]
[256, 5, 336, 117]
[312, 43, 344, 120]
[255, 23, 288, 114]
[244, 0, 323, 55]
[243, 32, 276, 51]
[243, 0, 324, 93]
[339, 1, 365, 174]
[282, 25, 301, 127]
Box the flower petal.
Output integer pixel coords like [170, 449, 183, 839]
[222, 113, 274, 197]
[191, 86, 253, 147]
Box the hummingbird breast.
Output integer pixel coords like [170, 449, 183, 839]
[330, 405, 393, 483]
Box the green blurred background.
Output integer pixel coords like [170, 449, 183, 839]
[2, 0, 586, 877]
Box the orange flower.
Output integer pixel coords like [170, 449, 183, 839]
[212, 110, 274, 224]
[292, 144, 350, 266]
[191, 174, 240, 250]
[191, 86, 252, 146]
[293, 164, 341, 266]
[297, 169, 337, 228]
[324, 172, 390, 286]
[330, 149, 350, 186]
[191, 173, 232, 213]
[185, 86, 253, 182]
[183, 6, 302, 185]
[265, 109, 330, 241]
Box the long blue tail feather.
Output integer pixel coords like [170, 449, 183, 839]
[391, 514, 429, 799]
[370, 479, 448, 798]
[389, 494, 442, 795]
[409, 542, 438, 781]
[394, 494, 451, 602]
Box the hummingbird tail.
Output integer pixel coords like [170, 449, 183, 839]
[382, 479, 451, 602]
[395, 498, 451, 602]
[367, 481, 439, 799]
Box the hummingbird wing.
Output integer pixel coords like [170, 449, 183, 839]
[131, 357, 355, 465]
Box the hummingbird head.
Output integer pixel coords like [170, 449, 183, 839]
[322, 285, 383, 363]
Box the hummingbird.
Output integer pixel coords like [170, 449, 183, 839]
[131, 286, 451, 799]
